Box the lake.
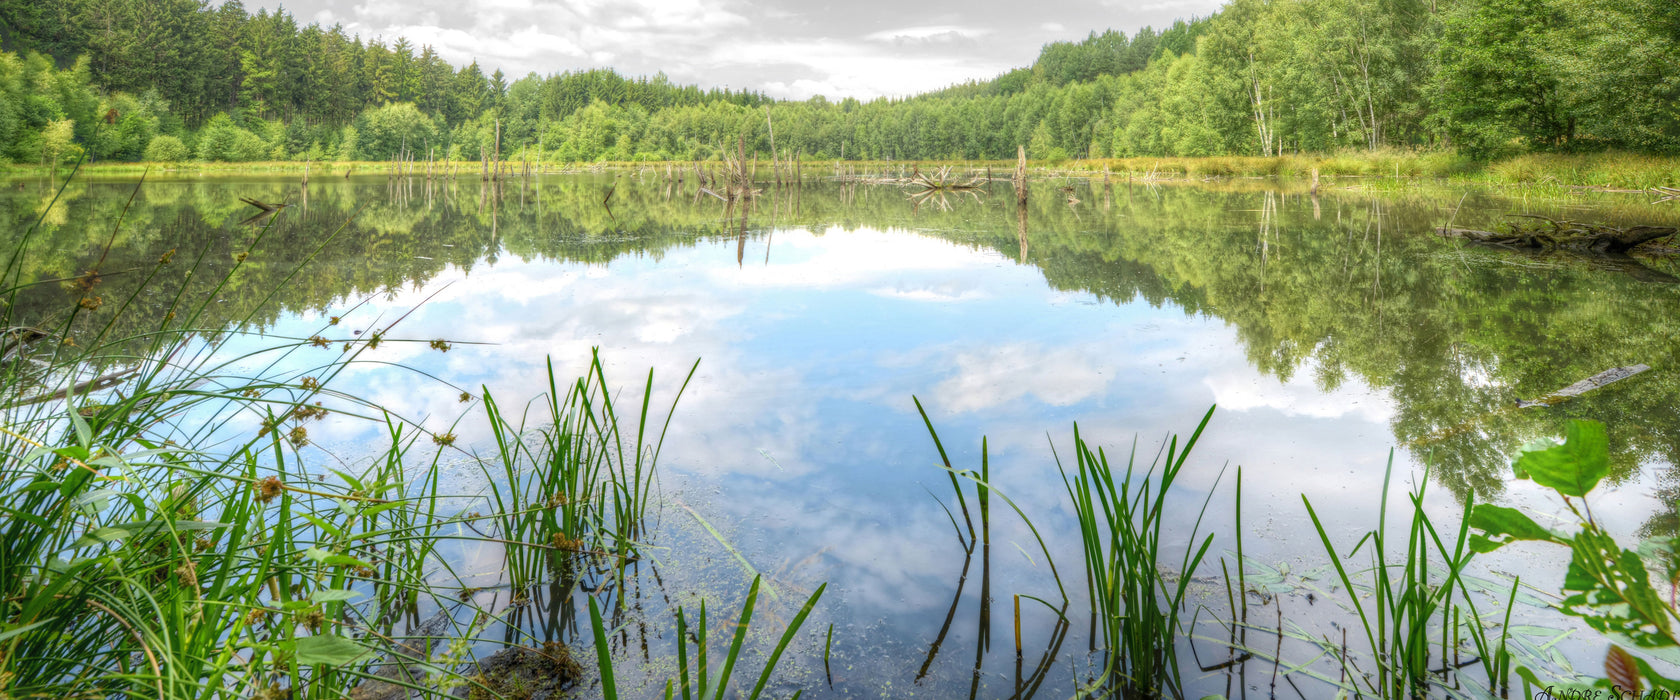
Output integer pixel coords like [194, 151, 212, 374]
[5, 169, 1677, 698]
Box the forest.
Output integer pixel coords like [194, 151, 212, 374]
[0, 0, 1676, 167]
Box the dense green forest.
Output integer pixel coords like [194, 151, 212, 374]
[1, 0, 1676, 166]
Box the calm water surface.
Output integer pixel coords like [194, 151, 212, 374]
[6, 172, 1678, 697]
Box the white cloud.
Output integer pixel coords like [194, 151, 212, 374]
[252, 0, 1231, 100]
[862, 24, 992, 43]
[1203, 359, 1395, 423]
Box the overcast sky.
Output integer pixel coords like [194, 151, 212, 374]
[247, 0, 1224, 101]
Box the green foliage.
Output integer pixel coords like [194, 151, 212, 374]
[1467, 505, 1561, 553]
[38, 118, 79, 165]
[1432, 0, 1570, 158]
[141, 134, 188, 162]
[353, 102, 437, 160]
[1468, 419, 1680, 691]
[3, 0, 1679, 166]
[1512, 420, 1610, 496]
[194, 113, 268, 162]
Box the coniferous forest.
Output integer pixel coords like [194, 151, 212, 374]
[0, 0, 1676, 167]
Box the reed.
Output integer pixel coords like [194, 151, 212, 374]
[588, 575, 826, 700]
[1057, 406, 1221, 698]
[1302, 454, 1477, 700]
[478, 352, 697, 592]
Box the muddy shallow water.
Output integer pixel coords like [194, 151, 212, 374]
[6, 171, 1678, 697]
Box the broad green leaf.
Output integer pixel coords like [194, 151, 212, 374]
[0, 620, 50, 644]
[1513, 420, 1609, 497]
[293, 633, 369, 666]
[364, 501, 404, 518]
[1467, 504, 1562, 553]
[301, 513, 344, 539]
[310, 589, 361, 603]
[302, 546, 373, 569]
[67, 526, 133, 549]
[53, 446, 91, 462]
[67, 405, 91, 447]
[72, 488, 116, 514]
[1559, 528, 1676, 648]
[169, 520, 226, 531]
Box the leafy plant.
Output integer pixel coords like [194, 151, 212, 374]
[1469, 420, 1680, 694]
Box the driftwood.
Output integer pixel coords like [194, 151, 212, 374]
[1439, 215, 1676, 254]
[905, 165, 985, 192]
[6, 367, 140, 408]
[1518, 364, 1651, 408]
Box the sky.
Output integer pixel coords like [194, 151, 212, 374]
[247, 0, 1224, 101]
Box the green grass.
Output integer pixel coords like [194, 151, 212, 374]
[1057, 407, 1222, 699]
[1064, 150, 1676, 189]
[1303, 455, 1478, 700]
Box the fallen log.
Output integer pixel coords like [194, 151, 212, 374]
[1517, 364, 1651, 408]
[1439, 215, 1676, 254]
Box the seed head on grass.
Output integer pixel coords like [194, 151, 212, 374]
[308, 335, 330, 348]
[429, 339, 451, 352]
[174, 560, 199, 589]
[255, 476, 284, 503]
[157, 248, 175, 264]
[291, 402, 327, 421]
[77, 296, 102, 311]
[287, 426, 309, 448]
[458, 391, 472, 403]
[432, 432, 456, 447]
[329, 316, 341, 325]
[72, 270, 102, 291]
[244, 608, 269, 628]
[299, 376, 319, 390]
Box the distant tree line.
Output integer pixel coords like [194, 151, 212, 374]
[0, 0, 1674, 166]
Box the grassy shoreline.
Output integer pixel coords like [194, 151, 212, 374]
[5, 150, 1679, 191]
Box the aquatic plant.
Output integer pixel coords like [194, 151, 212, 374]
[1467, 420, 1680, 696]
[1058, 407, 1222, 698]
[1303, 455, 1478, 700]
